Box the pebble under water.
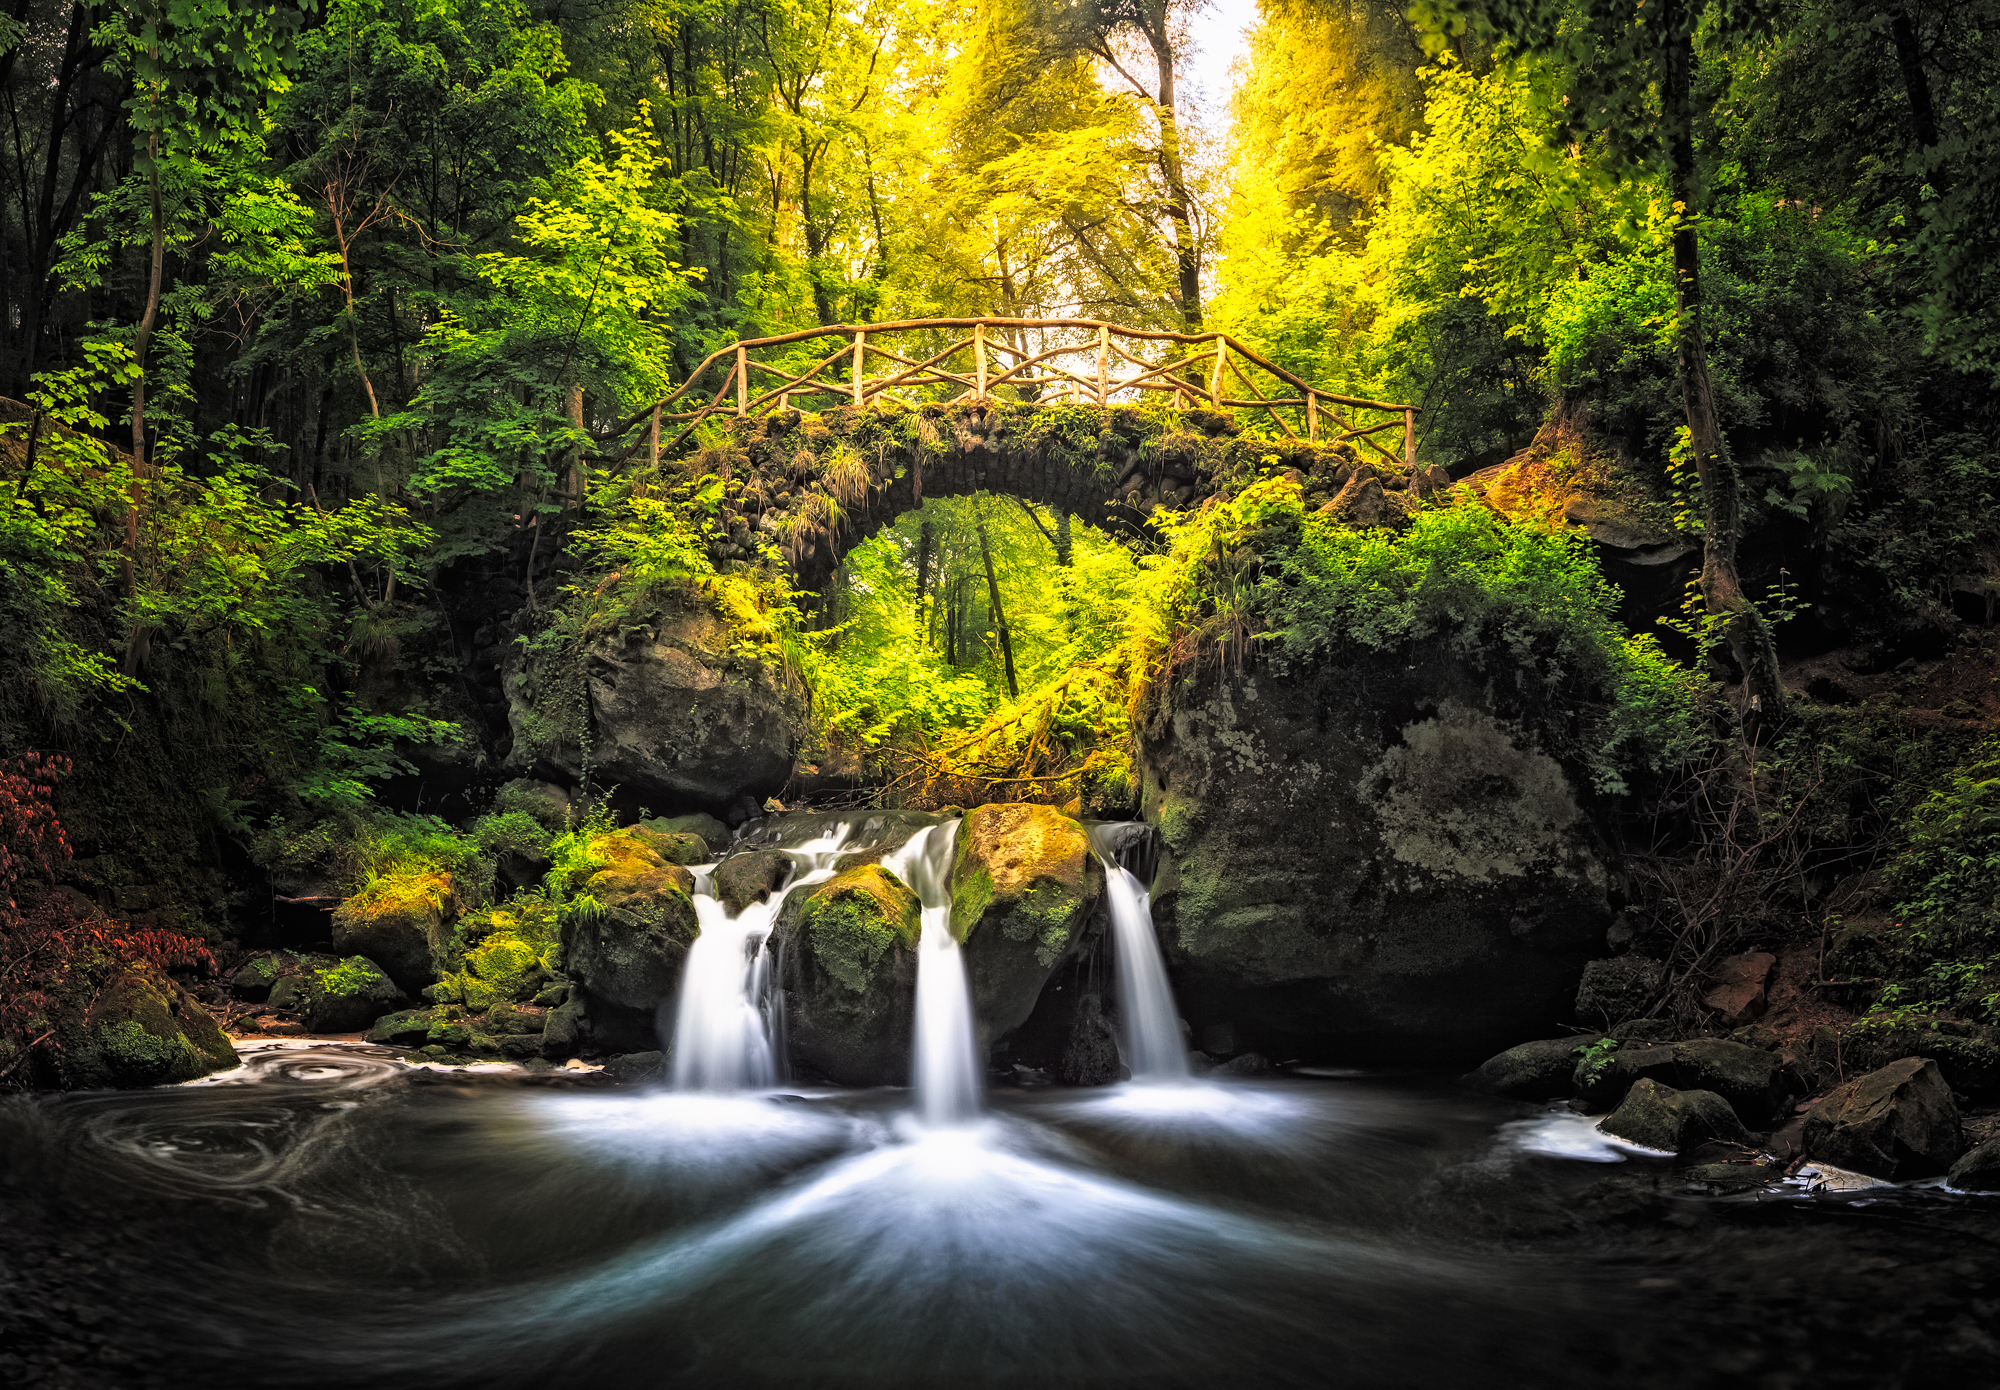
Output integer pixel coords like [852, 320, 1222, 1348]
[4, 1042, 2000, 1390]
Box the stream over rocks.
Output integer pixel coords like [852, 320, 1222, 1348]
[6, 1041, 2000, 1389]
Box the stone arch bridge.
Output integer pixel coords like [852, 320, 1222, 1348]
[600, 318, 1436, 592]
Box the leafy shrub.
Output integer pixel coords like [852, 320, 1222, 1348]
[1154, 478, 1706, 792]
[1878, 737, 2000, 1023]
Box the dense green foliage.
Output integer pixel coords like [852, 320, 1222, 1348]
[0, 0, 1996, 1060]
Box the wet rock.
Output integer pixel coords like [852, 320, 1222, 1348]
[775, 864, 921, 1085]
[1682, 1162, 1778, 1190]
[1057, 993, 1122, 1086]
[560, 827, 700, 1013]
[1137, 650, 1616, 1059]
[1216, 1051, 1274, 1076]
[542, 995, 587, 1057]
[951, 804, 1099, 1050]
[366, 1009, 435, 1046]
[1575, 1038, 1784, 1124]
[1800, 1057, 1964, 1179]
[266, 975, 306, 1012]
[1607, 1017, 1675, 1044]
[57, 970, 237, 1088]
[229, 955, 283, 1002]
[1463, 1036, 1599, 1100]
[604, 1050, 665, 1083]
[645, 812, 731, 851]
[1575, 957, 1666, 1030]
[303, 957, 408, 1033]
[1945, 1134, 2000, 1192]
[1601, 1079, 1751, 1153]
[558, 604, 804, 813]
[1703, 951, 1776, 1027]
[1668, 1039, 1785, 1125]
[713, 849, 791, 914]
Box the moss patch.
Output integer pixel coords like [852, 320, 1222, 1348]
[949, 803, 1091, 966]
[799, 865, 921, 994]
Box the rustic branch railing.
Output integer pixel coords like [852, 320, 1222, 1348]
[611, 318, 1419, 472]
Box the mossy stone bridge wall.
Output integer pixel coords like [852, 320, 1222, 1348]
[675, 399, 1415, 593]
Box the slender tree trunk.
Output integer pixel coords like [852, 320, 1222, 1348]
[1665, 21, 1783, 724]
[1145, 21, 1202, 332]
[914, 520, 934, 628]
[565, 382, 586, 510]
[977, 519, 1019, 699]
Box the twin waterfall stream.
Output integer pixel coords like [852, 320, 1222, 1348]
[667, 816, 1187, 1113]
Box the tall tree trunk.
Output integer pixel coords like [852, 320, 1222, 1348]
[1144, 17, 1202, 332]
[1665, 20, 1783, 724]
[914, 520, 934, 628]
[977, 518, 1019, 699]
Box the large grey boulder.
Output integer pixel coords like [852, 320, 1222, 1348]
[1136, 643, 1616, 1058]
[564, 604, 804, 814]
[1800, 1057, 1964, 1179]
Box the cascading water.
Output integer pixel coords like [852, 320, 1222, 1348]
[1090, 824, 1191, 1082]
[669, 824, 856, 1092]
[881, 820, 980, 1126]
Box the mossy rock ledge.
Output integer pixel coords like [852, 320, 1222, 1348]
[1135, 638, 1617, 1061]
[561, 827, 700, 1014]
[775, 864, 923, 1084]
[59, 969, 237, 1089]
[950, 803, 1100, 1053]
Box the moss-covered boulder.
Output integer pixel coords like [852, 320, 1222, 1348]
[1801, 1057, 1964, 1179]
[950, 804, 1098, 1050]
[775, 864, 922, 1084]
[60, 970, 236, 1088]
[229, 954, 284, 1002]
[303, 957, 408, 1033]
[1135, 642, 1616, 1060]
[331, 876, 455, 996]
[713, 848, 791, 913]
[1600, 1079, 1750, 1154]
[366, 1008, 435, 1046]
[1463, 1035, 1600, 1100]
[561, 827, 700, 1012]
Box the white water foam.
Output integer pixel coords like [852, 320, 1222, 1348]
[670, 825, 856, 1092]
[1091, 825, 1191, 1081]
[882, 820, 981, 1126]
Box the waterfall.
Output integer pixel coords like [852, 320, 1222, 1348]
[1090, 824, 1191, 1082]
[669, 825, 854, 1092]
[883, 821, 980, 1126]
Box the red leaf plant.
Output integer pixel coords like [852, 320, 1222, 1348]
[0, 753, 214, 1082]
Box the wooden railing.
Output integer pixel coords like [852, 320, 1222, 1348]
[611, 318, 1419, 471]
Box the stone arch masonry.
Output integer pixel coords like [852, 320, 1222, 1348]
[677, 399, 1444, 595]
